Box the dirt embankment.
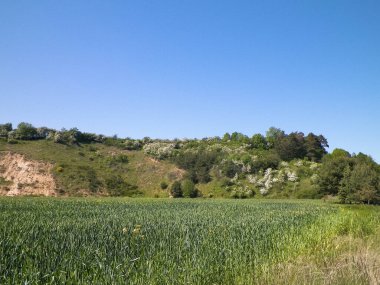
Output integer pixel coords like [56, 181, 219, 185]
[0, 152, 56, 196]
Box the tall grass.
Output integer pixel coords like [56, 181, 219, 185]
[260, 205, 380, 285]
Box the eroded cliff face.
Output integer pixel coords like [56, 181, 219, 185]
[0, 152, 56, 196]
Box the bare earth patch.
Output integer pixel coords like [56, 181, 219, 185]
[0, 152, 56, 196]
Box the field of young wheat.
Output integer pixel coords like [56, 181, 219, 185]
[0, 198, 376, 284]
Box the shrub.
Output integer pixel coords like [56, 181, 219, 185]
[13, 122, 37, 140]
[105, 175, 139, 196]
[160, 181, 169, 190]
[103, 138, 126, 149]
[170, 181, 183, 198]
[246, 189, 255, 198]
[53, 128, 80, 145]
[221, 160, 241, 178]
[181, 179, 197, 198]
[7, 139, 18, 144]
[109, 154, 129, 164]
[0, 123, 12, 138]
[124, 140, 143, 150]
[143, 142, 176, 160]
[173, 150, 220, 183]
[56, 166, 64, 173]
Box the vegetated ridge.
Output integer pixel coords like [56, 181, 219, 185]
[0, 122, 379, 204]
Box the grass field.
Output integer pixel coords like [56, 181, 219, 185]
[0, 198, 379, 284]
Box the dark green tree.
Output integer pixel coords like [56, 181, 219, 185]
[274, 132, 306, 161]
[14, 122, 37, 140]
[230, 132, 250, 143]
[173, 150, 220, 183]
[266, 127, 285, 148]
[305, 133, 328, 162]
[349, 162, 379, 204]
[251, 151, 281, 173]
[251, 134, 267, 149]
[317, 155, 351, 196]
[222, 160, 241, 178]
[338, 166, 352, 203]
[222, 133, 231, 141]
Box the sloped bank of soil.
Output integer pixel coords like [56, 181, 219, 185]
[0, 152, 56, 196]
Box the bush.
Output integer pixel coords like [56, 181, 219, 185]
[86, 168, 103, 193]
[160, 181, 168, 190]
[105, 175, 139, 196]
[246, 189, 255, 198]
[109, 154, 129, 164]
[76, 165, 103, 193]
[251, 151, 280, 173]
[103, 138, 126, 149]
[221, 160, 241, 178]
[7, 139, 18, 144]
[170, 181, 183, 198]
[13, 122, 37, 140]
[143, 142, 176, 160]
[55, 166, 64, 173]
[181, 179, 197, 198]
[53, 128, 80, 145]
[220, 177, 235, 187]
[173, 150, 220, 183]
[124, 140, 143, 150]
[0, 123, 12, 138]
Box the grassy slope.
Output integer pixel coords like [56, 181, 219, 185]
[260, 204, 380, 285]
[0, 139, 181, 197]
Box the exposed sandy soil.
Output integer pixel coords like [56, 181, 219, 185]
[0, 152, 56, 196]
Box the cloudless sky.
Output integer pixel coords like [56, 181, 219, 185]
[1, 1, 380, 160]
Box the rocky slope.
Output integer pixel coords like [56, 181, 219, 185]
[0, 152, 56, 196]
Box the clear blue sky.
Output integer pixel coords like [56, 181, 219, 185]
[1, 1, 380, 160]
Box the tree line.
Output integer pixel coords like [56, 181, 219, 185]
[1, 122, 379, 204]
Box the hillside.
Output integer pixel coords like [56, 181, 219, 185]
[0, 122, 380, 204]
[0, 140, 183, 197]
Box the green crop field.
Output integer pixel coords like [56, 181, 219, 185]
[0, 198, 379, 284]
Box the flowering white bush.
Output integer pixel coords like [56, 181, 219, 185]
[260, 188, 268, 195]
[276, 170, 286, 183]
[295, 160, 304, 167]
[143, 143, 176, 159]
[287, 171, 298, 182]
[309, 162, 319, 170]
[264, 178, 272, 190]
[206, 144, 232, 154]
[242, 164, 251, 173]
[256, 168, 274, 194]
[280, 161, 289, 168]
[247, 174, 257, 184]
[231, 173, 239, 183]
[310, 174, 319, 184]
